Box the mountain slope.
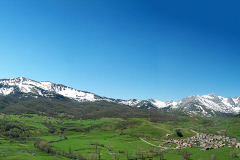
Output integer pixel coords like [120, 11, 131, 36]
[0, 77, 144, 106]
[0, 77, 240, 117]
[0, 77, 97, 101]
[173, 94, 240, 117]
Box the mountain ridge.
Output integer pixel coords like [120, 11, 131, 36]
[1, 77, 240, 117]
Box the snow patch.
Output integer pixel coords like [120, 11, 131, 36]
[0, 87, 14, 95]
[148, 98, 177, 109]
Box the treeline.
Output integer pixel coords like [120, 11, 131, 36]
[0, 92, 179, 122]
[0, 121, 34, 140]
[34, 138, 86, 159]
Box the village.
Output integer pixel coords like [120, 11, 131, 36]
[162, 132, 240, 150]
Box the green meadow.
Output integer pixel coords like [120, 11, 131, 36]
[0, 114, 240, 159]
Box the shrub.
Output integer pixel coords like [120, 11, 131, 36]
[176, 129, 183, 137]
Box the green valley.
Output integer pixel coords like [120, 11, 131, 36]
[0, 113, 240, 160]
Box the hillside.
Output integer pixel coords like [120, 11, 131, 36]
[1, 77, 240, 117]
[0, 90, 178, 122]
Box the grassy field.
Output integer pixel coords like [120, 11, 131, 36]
[0, 139, 68, 160]
[0, 114, 240, 159]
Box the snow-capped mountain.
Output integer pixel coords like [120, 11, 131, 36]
[133, 94, 240, 116]
[147, 98, 177, 109]
[173, 93, 240, 117]
[0, 77, 141, 104]
[0, 77, 97, 101]
[0, 77, 240, 117]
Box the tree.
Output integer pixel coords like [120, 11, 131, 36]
[126, 150, 129, 160]
[77, 153, 86, 160]
[98, 149, 101, 160]
[158, 151, 164, 160]
[176, 129, 183, 137]
[209, 153, 216, 160]
[181, 149, 191, 160]
[88, 153, 97, 160]
[69, 146, 71, 154]
[230, 149, 238, 158]
[114, 153, 119, 160]
[95, 141, 98, 153]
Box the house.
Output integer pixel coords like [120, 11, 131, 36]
[174, 140, 179, 143]
[232, 140, 237, 145]
[236, 143, 240, 148]
[188, 145, 192, 148]
[183, 142, 188, 146]
[178, 141, 183, 145]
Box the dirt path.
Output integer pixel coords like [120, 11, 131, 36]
[139, 128, 198, 150]
[139, 138, 161, 148]
[140, 138, 175, 150]
[140, 137, 188, 150]
[190, 129, 199, 135]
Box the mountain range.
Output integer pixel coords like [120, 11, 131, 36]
[0, 77, 240, 117]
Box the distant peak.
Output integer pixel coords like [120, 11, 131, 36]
[148, 98, 156, 102]
[208, 93, 217, 97]
[17, 77, 30, 80]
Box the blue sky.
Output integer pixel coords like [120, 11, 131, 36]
[1, 0, 240, 102]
